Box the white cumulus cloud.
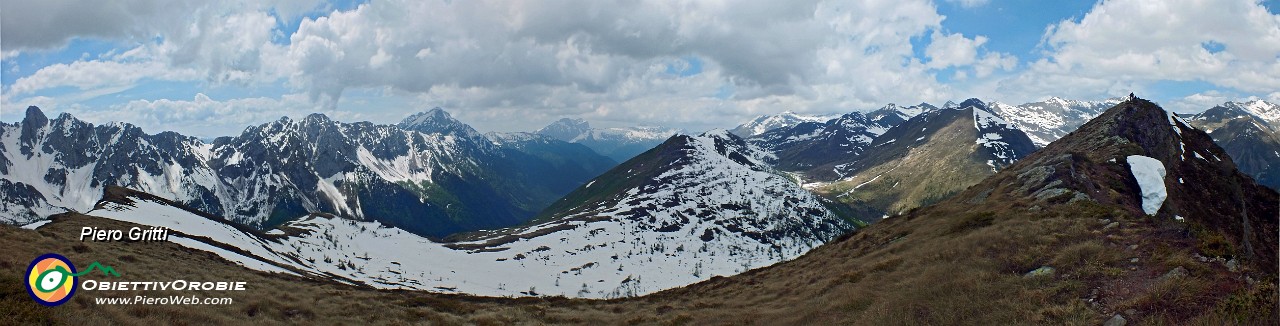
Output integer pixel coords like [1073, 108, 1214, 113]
[998, 0, 1280, 103]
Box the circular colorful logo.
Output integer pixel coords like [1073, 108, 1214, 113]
[26, 253, 77, 306]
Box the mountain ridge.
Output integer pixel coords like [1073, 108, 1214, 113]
[0, 106, 613, 238]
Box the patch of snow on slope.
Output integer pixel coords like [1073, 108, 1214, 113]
[973, 108, 1017, 161]
[316, 173, 356, 217]
[21, 220, 52, 229]
[1127, 155, 1167, 215]
[170, 236, 299, 276]
[90, 199, 300, 269]
[355, 146, 434, 183]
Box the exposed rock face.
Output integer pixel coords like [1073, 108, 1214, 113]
[960, 97, 1278, 269]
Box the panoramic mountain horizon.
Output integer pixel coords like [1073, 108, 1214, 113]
[4, 1, 1278, 325]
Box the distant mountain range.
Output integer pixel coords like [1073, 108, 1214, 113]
[537, 118, 680, 162]
[824, 99, 1035, 216]
[728, 111, 841, 137]
[1187, 100, 1280, 190]
[0, 107, 614, 237]
[987, 97, 1124, 147]
[4, 96, 1278, 304]
[750, 103, 931, 172]
[6, 95, 1274, 325]
[73, 128, 853, 298]
[735, 97, 1125, 150]
[752, 99, 1037, 220]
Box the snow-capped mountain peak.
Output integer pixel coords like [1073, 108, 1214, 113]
[699, 128, 735, 139]
[398, 107, 486, 141]
[536, 118, 592, 142]
[957, 98, 986, 109]
[302, 112, 333, 124]
[986, 97, 1122, 147]
[1187, 100, 1280, 190]
[730, 111, 838, 137]
[535, 118, 680, 162]
[1225, 100, 1280, 124]
[892, 103, 936, 120]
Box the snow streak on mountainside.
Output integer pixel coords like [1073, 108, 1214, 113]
[0, 106, 612, 237]
[729, 111, 840, 137]
[537, 118, 680, 162]
[83, 128, 852, 299]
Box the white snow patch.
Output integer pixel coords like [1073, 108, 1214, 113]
[355, 147, 435, 183]
[170, 236, 299, 276]
[21, 220, 52, 229]
[1127, 155, 1167, 215]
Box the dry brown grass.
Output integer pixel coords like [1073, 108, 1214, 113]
[2, 198, 1273, 325]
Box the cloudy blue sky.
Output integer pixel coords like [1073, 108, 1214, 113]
[2, 0, 1279, 138]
